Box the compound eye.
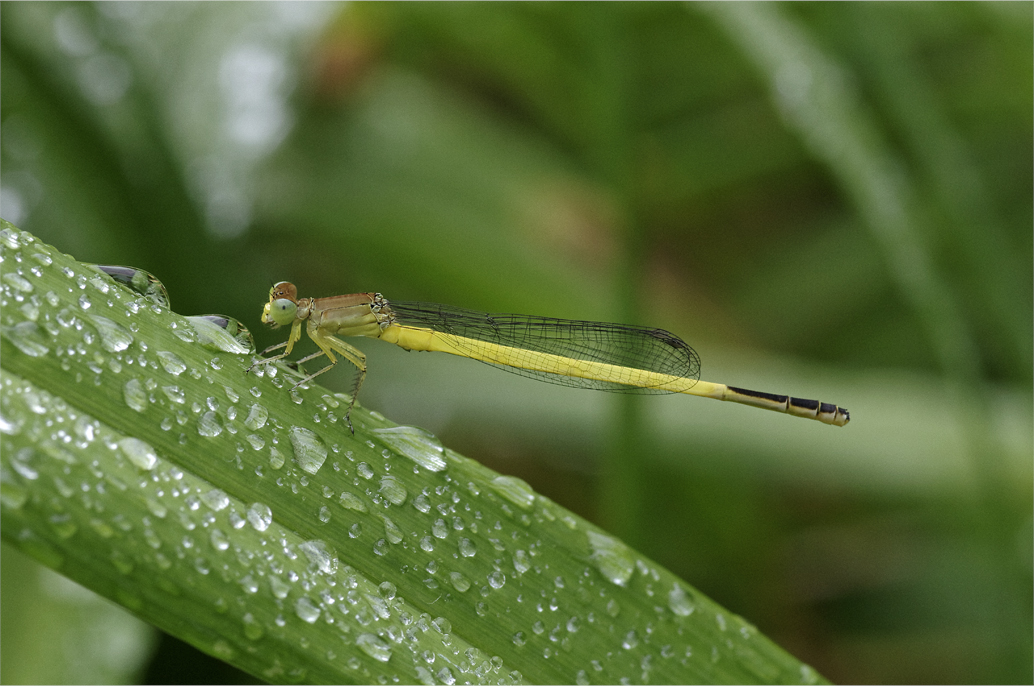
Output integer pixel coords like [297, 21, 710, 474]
[268, 298, 297, 326]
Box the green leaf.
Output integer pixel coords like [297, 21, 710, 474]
[0, 222, 826, 684]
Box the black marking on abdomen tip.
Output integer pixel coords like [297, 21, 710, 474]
[728, 386, 788, 403]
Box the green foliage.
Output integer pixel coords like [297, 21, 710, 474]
[1, 3, 1031, 683]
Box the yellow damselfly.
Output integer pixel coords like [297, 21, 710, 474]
[249, 282, 850, 432]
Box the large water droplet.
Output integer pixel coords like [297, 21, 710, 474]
[289, 427, 328, 475]
[244, 403, 268, 430]
[200, 489, 230, 511]
[356, 633, 392, 662]
[161, 385, 185, 404]
[123, 379, 149, 413]
[587, 530, 635, 587]
[192, 315, 255, 354]
[198, 411, 223, 437]
[186, 315, 251, 354]
[512, 549, 531, 573]
[339, 491, 367, 512]
[298, 540, 338, 574]
[3, 321, 49, 357]
[668, 584, 696, 617]
[449, 571, 471, 592]
[1, 471, 29, 509]
[3, 272, 34, 293]
[118, 437, 158, 470]
[458, 538, 477, 558]
[371, 426, 445, 472]
[490, 475, 535, 510]
[157, 351, 187, 375]
[382, 516, 403, 544]
[9, 448, 39, 481]
[294, 596, 321, 623]
[242, 612, 264, 640]
[88, 314, 133, 352]
[246, 502, 273, 531]
[89, 265, 170, 307]
[378, 475, 407, 505]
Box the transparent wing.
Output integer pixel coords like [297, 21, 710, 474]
[387, 301, 701, 394]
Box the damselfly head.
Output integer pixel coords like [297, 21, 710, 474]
[262, 282, 300, 328]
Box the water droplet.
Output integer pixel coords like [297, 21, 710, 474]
[371, 426, 446, 472]
[298, 540, 338, 574]
[201, 489, 230, 511]
[378, 475, 407, 505]
[122, 379, 148, 412]
[432, 519, 448, 539]
[512, 549, 530, 573]
[587, 531, 635, 587]
[356, 633, 392, 662]
[490, 475, 535, 510]
[244, 403, 268, 430]
[288, 427, 327, 475]
[170, 320, 196, 344]
[668, 584, 696, 617]
[269, 576, 290, 599]
[357, 462, 374, 479]
[3, 272, 34, 293]
[0, 411, 24, 436]
[198, 411, 223, 437]
[242, 612, 264, 640]
[383, 516, 403, 544]
[118, 437, 157, 470]
[431, 617, 452, 635]
[449, 571, 471, 592]
[186, 315, 251, 354]
[192, 315, 255, 354]
[210, 529, 230, 551]
[90, 265, 170, 307]
[339, 490, 368, 512]
[157, 351, 187, 375]
[622, 629, 640, 650]
[88, 314, 133, 352]
[294, 596, 321, 623]
[3, 321, 50, 357]
[246, 502, 272, 531]
[487, 571, 506, 589]
[458, 538, 477, 558]
[48, 513, 78, 539]
[161, 385, 185, 404]
[419, 536, 434, 552]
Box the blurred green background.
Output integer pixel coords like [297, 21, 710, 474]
[1, 2, 1031, 684]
